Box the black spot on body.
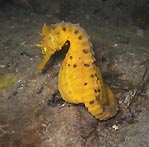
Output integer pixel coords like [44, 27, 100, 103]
[62, 27, 66, 31]
[74, 30, 78, 34]
[83, 49, 89, 54]
[78, 36, 82, 40]
[68, 64, 70, 66]
[84, 82, 88, 85]
[73, 64, 77, 68]
[89, 100, 94, 105]
[90, 74, 95, 78]
[94, 89, 97, 93]
[70, 56, 73, 59]
[84, 64, 90, 67]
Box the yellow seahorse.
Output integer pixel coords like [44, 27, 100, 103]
[36, 22, 118, 120]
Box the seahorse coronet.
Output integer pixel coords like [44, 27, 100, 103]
[37, 22, 118, 120]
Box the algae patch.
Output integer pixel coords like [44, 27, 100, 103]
[0, 73, 17, 91]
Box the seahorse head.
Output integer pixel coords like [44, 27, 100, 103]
[37, 24, 59, 52]
[36, 24, 66, 70]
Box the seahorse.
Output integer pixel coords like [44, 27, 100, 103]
[36, 22, 118, 120]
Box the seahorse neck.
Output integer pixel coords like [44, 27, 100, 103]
[64, 32, 92, 57]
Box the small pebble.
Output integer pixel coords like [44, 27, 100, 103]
[0, 64, 6, 68]
[112, 43, 118, 47]
[112, 125, 119, 130]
